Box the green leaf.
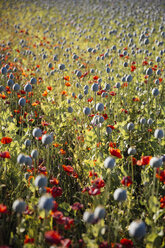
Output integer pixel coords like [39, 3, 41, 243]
[148, 196, 159, 213]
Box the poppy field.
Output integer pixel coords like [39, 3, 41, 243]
[0, 0, 165, 247]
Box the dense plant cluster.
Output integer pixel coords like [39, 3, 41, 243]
[0, 0, 164, 247]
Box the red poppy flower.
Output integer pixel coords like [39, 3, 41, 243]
[52, 201, 58, 212]
[45, 230, 62, 245]
[121, 176, 133, 187]
[80, 71, 88, 78]
[0, 204, 7, 213]
[120, 238, 133, 248]
[51, 186, 62, 198]
[110, 148, 122, 158]
[47, 86, 52, 91]
[59, 149, 66, 155]
[65, 82, 71, 87]
[1, 137, 12, 144]
[88, 186, 101, 196]
[42, 90, 48, 97]
[82, 187, 90, 193]
[87, 97, 93, 102]
[156, 169, 165, 184]
[121, 82, 128, 88]
[62, 165, 74, 174]
[61, 239, 72, 248]
[50, 177, 59, 185]
[20, 90, 26, 95]
[0, 151, 11, 159]
[102, 113, 108, 120]
[71, 202, 84, 211]
[91, 178, 105, 188]
[107, 125, 115, 130]
[93, 75, 99, 80]
[24, 235, 34, 244]
[64, 76, 70, 81]
[89, 171, 98, 178]
[99, 241, 111, 248]
[109, 91, 116, 96]
[137, 156, 152, 166]
[51, 211, 64, 222]
[111, 243, 122, 248]
[62, 216, 74, 230]
[160, 196, 165, 208]
[132, 97, 140, 102]
[109, 142, 117, 148]
[142, 61, 148, 66]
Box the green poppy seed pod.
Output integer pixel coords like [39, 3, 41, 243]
[94, 206, 106, 219]
[30, 77, 37, 84]
[31, 149, 38, 159]
[113, 188, 127, 201]
[32, 128, 42, 138]
[146, 68, 152, 76]
[129, 220, 146, 239]
[1, 67, 7, 74]
[105, 83, 110, 91]
[147, 118, 153, 125]
[35, 175, 47, 188]
[98, 78, 102, 84]
[42, 134, 53, 145]
[58, 64, 65, 70]
[0, 85, 5, 92]
[24, 139, 31, 147]
[53, 55, 58, 61]
[13, 83, 20, 91]
[68, 106, 73, 113]
[24, 172, 30, 180]
[150, 157, 162, 168]
[152, 88, 159, 97]
[128, 147, 136, 155]
[115, 82, 121, 88]
[156, 56, 161, 62]
[104, 156, 115, 169]
[96, 103, 104, 112]
[25, 156, 32, 166]
[123, 62, 128, 67]
[38, 194, 54, 212]
[127, 122, 134, 131]
[140, 118, 146, 125]
[106, 127, 112, 135]
[91, 83, 98, 92]
[83, 107, 91, 115]
[78, 94, 83, 100]
[76, 71, 82, 78]
[7, 79, 14, 87]
[83, 211, 95, 223]
[155, 79, 159, 85]
[84, 85, 89, 91]
[18, 98, 26, 107]
[24, 83, 32, 92]
[17, 154, 26, 164]
[126, 75, 132, 82]
[87, 47, 92, 52]
[144, 38, 149, 45]
[84, 89, 88, 95]
[12, 199, 26, 213]
[154, 129, 164, 139]
[156, 69, 161, 75]
[48, 62, 53, 69]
